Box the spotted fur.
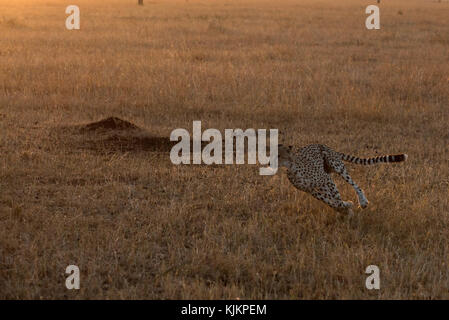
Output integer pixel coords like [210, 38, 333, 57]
[278, 144, 408, 214]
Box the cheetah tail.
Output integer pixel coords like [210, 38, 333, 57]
[340, 153, 408, 165]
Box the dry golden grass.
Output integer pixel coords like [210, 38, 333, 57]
[1, 0, 449, 299]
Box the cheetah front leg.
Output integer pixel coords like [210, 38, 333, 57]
[309, 182, 353, 215]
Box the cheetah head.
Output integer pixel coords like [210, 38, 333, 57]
[278, 144, 294, 168]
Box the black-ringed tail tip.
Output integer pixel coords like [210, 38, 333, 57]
[341, 153, 408, 165]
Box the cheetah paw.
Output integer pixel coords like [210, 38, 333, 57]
[343, 200, 354, 208]
[359, 198, 369, 209]
[343, 201, 354, 216]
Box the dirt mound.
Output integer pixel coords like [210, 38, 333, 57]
[83, 117, 173, 152]
[52, 117, 174, 153]
[80, 116, 140, 132]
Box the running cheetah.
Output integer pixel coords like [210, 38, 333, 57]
[278, 144, 408, 215]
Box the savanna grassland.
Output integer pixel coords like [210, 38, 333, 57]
[1, 0, 449, 299]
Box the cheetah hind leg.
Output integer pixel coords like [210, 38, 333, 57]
[326, 159, 369, 209]
[338, 169, 369, 209]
